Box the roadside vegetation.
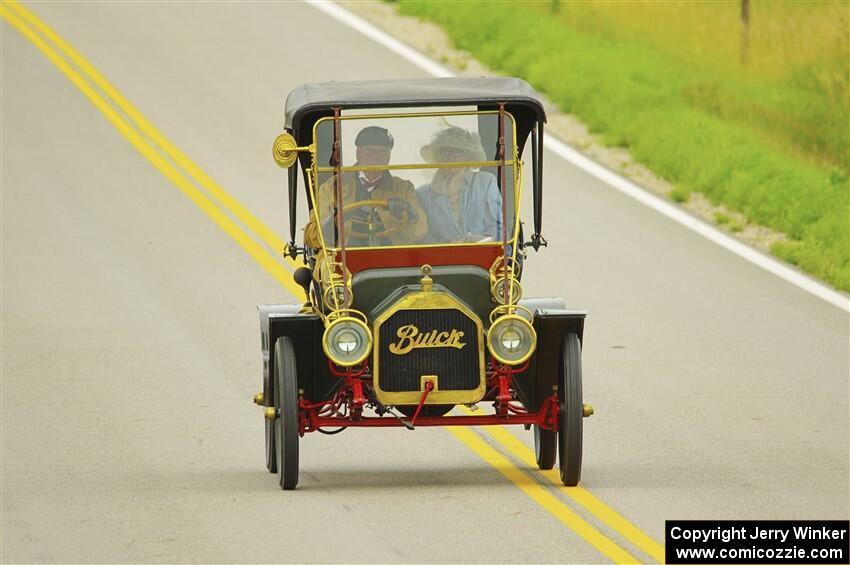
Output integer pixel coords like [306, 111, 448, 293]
[396, 0, 850, 291]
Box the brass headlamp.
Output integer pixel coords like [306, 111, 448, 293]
[487, 256, 536, 365]
[322, 312, 372, 367]
[312, 252, 370, 366]
[487, 306, 537, 366]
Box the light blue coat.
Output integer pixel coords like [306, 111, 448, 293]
[416, 171, 503, 243]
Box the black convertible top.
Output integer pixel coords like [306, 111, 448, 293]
[280, 77, 548, 251]
[284, 77, 546, 131]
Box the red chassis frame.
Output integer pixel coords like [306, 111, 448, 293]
[295, 359, 560, 435]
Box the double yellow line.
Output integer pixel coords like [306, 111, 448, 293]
[0, 0, 303, 300]
[2, 3, 663, 562]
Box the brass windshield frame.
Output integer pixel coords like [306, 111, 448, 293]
[306, 109, 522, 253]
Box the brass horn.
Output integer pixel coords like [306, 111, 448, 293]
[272, 132, 309, 168]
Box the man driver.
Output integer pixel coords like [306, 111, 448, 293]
[304, 126, 427, 248]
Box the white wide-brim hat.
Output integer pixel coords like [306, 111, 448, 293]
[420, 127, 488, 163]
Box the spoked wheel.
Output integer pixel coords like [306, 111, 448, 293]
[265, 367, 276, 473]
[558, 333, 583, 486]
[534, 424, 557, 470]
[274, 336, 300, 490]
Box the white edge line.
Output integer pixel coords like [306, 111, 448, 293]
[307, 0, 850, 314]
[307, 0, 453, 78]
[544, 138, 850, 313]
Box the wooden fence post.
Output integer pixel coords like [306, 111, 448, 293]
[740, 0, 750, 65]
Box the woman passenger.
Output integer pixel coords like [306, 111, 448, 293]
[416, 127, 502, 244]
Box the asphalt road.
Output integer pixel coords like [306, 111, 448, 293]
[2, 2, 848, 563]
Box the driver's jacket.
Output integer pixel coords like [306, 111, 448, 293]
[304, 171, 428, 248]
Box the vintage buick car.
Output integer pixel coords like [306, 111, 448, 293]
[256, 77, 592, 490]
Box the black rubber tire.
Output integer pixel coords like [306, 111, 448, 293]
[534, 424, 557, 470]
[274, 337, 299, 490]
[558, 333, 583, 486]
[265, 367, 277, 474]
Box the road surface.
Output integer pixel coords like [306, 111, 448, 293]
[2, 2, 847, 563]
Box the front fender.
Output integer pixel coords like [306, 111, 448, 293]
[258, 304, 335, 404]
[515, 298, 587, 412]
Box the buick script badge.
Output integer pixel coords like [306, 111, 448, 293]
[388, 324, 466, 355]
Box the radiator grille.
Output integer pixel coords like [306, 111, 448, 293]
[378, 308, 480, 392]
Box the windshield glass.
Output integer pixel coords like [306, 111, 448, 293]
[310, 111, 518, 249]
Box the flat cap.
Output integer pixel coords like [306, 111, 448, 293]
[355, 126, 394, 148]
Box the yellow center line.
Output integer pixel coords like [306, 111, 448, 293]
[449, 427, 639, 564]
[0, 3, 304, 302]
[459, 408, 665, 563]
[3, 4, 653, 562]
[4, 0, 294, 268]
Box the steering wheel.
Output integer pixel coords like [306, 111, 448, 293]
[341, 199, 412, 239]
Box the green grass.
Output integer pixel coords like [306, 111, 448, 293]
[714, 212, 744, 233]
[396, 0, 850, 291]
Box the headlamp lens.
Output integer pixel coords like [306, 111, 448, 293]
[500, 327, 523, 351]
[324, 319, 371, 366]
[487, 316, 536, 365]
[336, 328, 359, 353]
